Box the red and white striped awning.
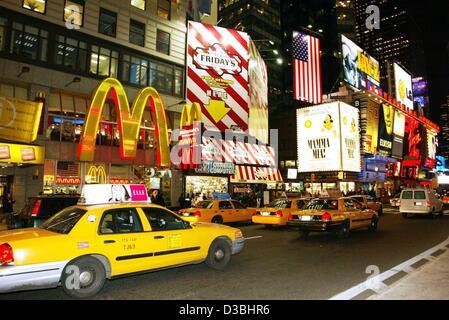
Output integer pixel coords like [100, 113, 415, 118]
[231, 166, 283, 183]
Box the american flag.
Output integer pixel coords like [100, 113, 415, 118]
[293, 31, 322, 104]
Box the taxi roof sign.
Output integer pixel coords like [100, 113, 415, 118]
[79, 184, 151, 205]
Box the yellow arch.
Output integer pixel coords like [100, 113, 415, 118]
[179, 102, 202, 128]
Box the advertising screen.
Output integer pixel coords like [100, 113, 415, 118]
[364, 100, 380, 154]
[403, 116, 422, 159]
[297, 102, 360, 173]
[186, 21, 249, 132]
[341, 35, 380, 91]
[392, 110, 405, 158]
[394, 63, 414, 110]
[340, 103, 361, 172]
[378, 104, 395, 157]
[248, 39, 269, 143]
[427, 131, 437, 160]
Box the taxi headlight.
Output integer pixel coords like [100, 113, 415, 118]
[235, 230, 243, 239]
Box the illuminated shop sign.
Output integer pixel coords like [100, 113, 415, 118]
[194, 161, 235, 175]
[0, 143, 44, 164]
[394, 63, 414, 110]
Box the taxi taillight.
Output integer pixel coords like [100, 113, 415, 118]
[426, 201, 432, 207]
[252, 210, 257, 216]
[194, 211, 201, 217]
[0, 243, 13, 265]
[31, 199, 42, 217]
[288, 213, 293, 220]
[321, 212, 332, 221]
[275, 210, 283, 217]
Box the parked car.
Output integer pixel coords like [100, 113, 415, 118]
[8, 195, 80, 229]
[399, 189, 443, 218]
[390, 193, 401, 207]
[440, 192, 449, 205]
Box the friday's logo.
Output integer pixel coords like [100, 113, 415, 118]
[193, 43, 242, 76]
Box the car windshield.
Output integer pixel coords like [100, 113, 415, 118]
[40, 207, 87, 234]
[303, 199, 339, 210]
[195, 201, 214, 209]
[268, 199, 292, 209]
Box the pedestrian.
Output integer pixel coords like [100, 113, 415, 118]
[151, 190, 165, 206]
[178, 194, 186, 209]
[1, 192, 15, 224]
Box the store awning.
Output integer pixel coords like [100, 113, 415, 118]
[231, 166, 283, 184]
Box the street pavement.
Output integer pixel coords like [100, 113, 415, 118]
[1, 206, 449, 300]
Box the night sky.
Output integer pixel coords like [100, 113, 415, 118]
[407, 1, 449, 123]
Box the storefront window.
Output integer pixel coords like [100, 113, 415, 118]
[90, 45, 118, 77]
[55, 35, 87, 72]
[23, 0, 47, 14]
[64, 0, 85, 27]
[11, 22, 48, 62]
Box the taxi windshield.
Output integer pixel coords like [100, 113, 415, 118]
[40, 207, 87, 234]
[195, 201, 214, 209]
[304, 199, 339, 210]
[269, 199, 292, 209]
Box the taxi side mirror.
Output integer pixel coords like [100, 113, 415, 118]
[183, 220, 192, 229]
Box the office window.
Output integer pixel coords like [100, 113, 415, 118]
[99, 8, 117, 37]
[174, 68, 183, 97]
[90, 45, 118, 77]
[22, 0, 46, 14]
[0, 18, 7, 51]
[55, 35, 87, 72]
[129, 19, 145, 47]
[150, 61, 173, 95]
[131, 0, 146, 10]
[11, 22, 48, 62]
[157, 0, 171, 20]
[122, 54, 149, 86]
[156, 29, 170, 55]
[64, 0, 85, 27]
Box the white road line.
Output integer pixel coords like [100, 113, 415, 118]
[329, 236, 449, 300]
[244, 236, 263, 240]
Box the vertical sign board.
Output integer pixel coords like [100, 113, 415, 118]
[378, 104, 395, 157]
[297, 102, 361, 173]
[248, 39, 269, 143]
[403, 116, 422, 160]
[392, 110, 405, 158]
[394, 63, 414, 110]
[186, 21, 249, 133]
[364, 100, 380, 154]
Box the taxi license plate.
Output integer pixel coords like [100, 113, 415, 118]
[182, 212, 191, 217]
[260, 212, 271, 216]
[301, 215, 312, 221]
[415, 202, 422, 206]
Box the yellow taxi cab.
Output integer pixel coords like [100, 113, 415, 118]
[252, 197, 310, 227]
[0, 185, 244, 298]
[287, 197, 379, 238]
[178, 199, 254, 224]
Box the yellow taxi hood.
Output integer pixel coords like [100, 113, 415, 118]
[190, 222, 235, 231]
[0, 228, 62, 243]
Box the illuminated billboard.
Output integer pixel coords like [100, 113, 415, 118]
[427, 131, 437, 160]
[297, 102, 360, 173]
[394, 63, 414, 110]
[392, 110, 405, 158]
[364, 100, 380, 154]
[341, 35, 380, 91]
[378, 104, 395, 157]
[413, 77, 428, 109]
[403, 116, 422, 159]
[187, 21, 249, 133]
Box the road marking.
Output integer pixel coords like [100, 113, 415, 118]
[244, 236, 263, 240]
[329, 235, 449, 300]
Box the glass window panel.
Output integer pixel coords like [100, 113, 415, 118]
[129, 19, 145, 47]
[64, 0, 84, 27]
[99, 8, 117, 37]
[48, 93, 62, 113]
[24, 25, 38, 35]
[23, 0, 47, 14]
[131, 0, 145, 10]
[156, 30, 170, 55]
[157, 0, 171, 20]
[110, 56, 118, 77]
[40, 38, 48, 61]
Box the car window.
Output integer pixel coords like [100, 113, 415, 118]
[344, 199, 358, 210]
[219, 201, 233, 210]
[414, 191, 426, 200]
[304, 199, 338, 210]
[142, 207, 185, 231]
[99, 208, 143, 234]
[195, 201, 213, 209]
[401, 191, 413, 199]
[269, 199, 292, 209]
[40, 207, 86, 234]
[352, 197, 363, 203]
[232, 201, 246, 209]
[296, 200, 308, 209]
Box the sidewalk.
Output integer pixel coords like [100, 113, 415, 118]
[369, 249, 449, 300]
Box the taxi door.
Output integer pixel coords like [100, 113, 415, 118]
[231, 200, 251, 221]
[218, 201, 236, 222]
[343, 199, 365, 229]
[138, 207, 204, 267]
[96, 207, 163, 276]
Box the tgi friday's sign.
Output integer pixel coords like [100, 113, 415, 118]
[187, 21, 249, 133]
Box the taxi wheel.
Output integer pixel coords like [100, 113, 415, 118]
[61, 256, 106, 299]
[336, 221, 350, 239]
[368, 216, 378, 232]
[205, 239, 231, 270]
[212, 216, 223, 224]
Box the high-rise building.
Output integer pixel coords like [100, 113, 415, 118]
[439, 98, 449, 159]
[354, 0, 427, 88]
[217, 0, 283, 111]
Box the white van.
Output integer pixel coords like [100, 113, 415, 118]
[399, 189, 443, 218]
